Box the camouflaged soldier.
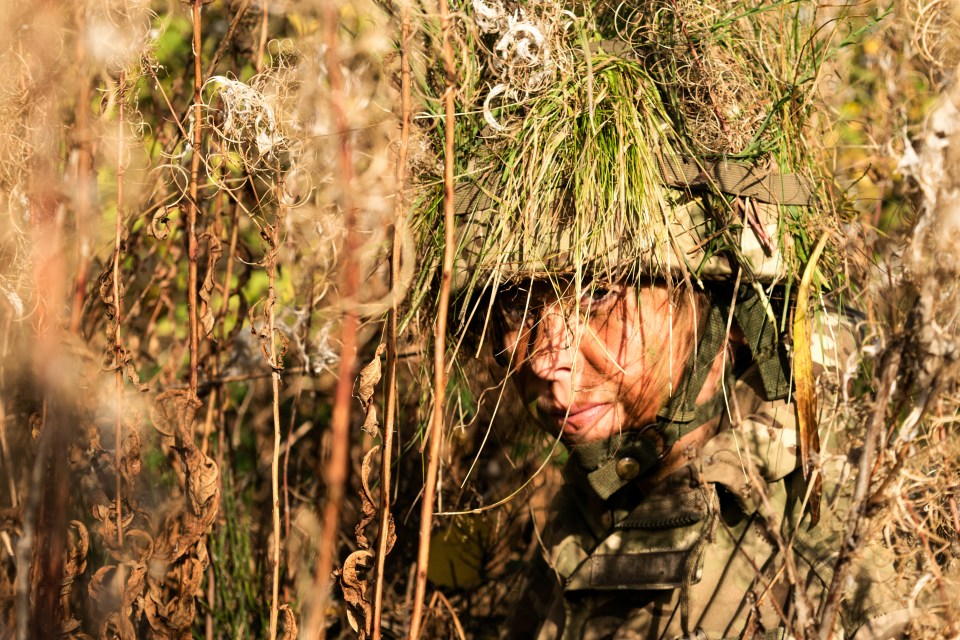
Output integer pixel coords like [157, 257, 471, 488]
[481, 267, 912, 639]
[448, 79, 910, 640]
[425, 12, 913, 638]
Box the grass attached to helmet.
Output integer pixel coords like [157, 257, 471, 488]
[410, 0, 855, 340]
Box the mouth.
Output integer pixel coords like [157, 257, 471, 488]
[540, 401, 613, 434]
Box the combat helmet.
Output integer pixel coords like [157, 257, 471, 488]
[409, 0, 847, 489]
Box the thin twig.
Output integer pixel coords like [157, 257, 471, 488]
[69, 0, 91, 336]
[305, 5, 362, 638]
[0, 316, 14, 508]
[407, 0, 457, 634]
[268, 175, 285, 640]
[371, 1, 412, 636]
[113, 70, 126, 549]
[187, 0, 205, 394]
[255, 1, 270, 73]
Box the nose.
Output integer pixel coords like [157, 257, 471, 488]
[527, 305, 575, 380]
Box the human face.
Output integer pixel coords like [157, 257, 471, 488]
[496, 281, 696, 445]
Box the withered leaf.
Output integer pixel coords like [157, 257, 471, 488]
[361, 404, 379, 437]
[149, 206, 174, 241]
[88, 566, 117, 607]
[153, 390, 202, 441]
[124, 528, 155, 563]
[278, 604, 298, 640]
[181, 445, 219, 516]
[120, 426, 142, 482]
[338, 549, 374, 638]
[92, 505, 135, 550]
[793, 234, 828, 526]
[357, 344, 386, 407]
[355, 446, 379, 550]
[63, 520, 89, 580]
[198, 232, 223, 339]
[144, 556, 204, 639]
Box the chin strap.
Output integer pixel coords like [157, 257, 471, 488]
[570, 286, 792, 501]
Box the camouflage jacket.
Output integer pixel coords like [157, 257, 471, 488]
[506, 365, 910, 640]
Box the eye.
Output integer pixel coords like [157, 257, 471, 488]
[579, 283, 620, 311]
[495, 287, 535, 327]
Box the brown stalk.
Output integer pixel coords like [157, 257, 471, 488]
[188, 0, 205, 394]
[371, 1, 412, 637]
[0, 318, 14, 508]
[268, 180, 284, 640]
[407, 0, 457, 634]
[154, 0, 251, 162]
[256, 1, 270, 73]
[69, 0, 91, 335]
[113, 70, 126, 548]
[304, 4, 361, 638]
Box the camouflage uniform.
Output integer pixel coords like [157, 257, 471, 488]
[507, 362, 910, 640]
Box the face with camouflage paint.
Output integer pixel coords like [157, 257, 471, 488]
[496, 281, 704, 445]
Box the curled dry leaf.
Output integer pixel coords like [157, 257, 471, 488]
[149, 206, 174, 240]
[355, 446, 379, 550]
[62, 520, 89, 591]
[98, 264, 120, 313]
[278, 604, 298, 640]
[358, 343, 385, 436]
[198, 231, 223, 339]
[180, 444, 219, 517]
[91, 505, 135, 550]
[88, 566, 117, 608]
[341, 444, 397, 638]
[357, 343, 386, 406]
[60, 520, 89, 633]
[338, 548, 374, 638]
[144, 556, 205, 639]
[124, 529, 155, 563]
[120, 425, 142, 482]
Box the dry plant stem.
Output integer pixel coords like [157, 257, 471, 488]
[156, 0, 252, 160]
[256, 1, 270, 72]
[371, 3, 412, 637]
[114, 71, 126, 548]
[304, 5, 361, 638]
[0, 318, 16, 507]
[407, 0, 457, 634]
[905, 502, 958, 634]
[69, 0, 91, 335]
[268, 193, 284, 640]
[188, 0, 204, 394]
[816, 351, 901, 640]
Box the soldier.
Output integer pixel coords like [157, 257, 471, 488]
[412, 4, 916, 637]
[489, 276, 910, 639]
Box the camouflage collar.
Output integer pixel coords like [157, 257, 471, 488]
[568, 392, 728, 501]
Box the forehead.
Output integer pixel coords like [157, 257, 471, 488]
[496, 276, 612, 301]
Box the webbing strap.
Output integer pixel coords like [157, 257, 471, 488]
[572, 287, 792, 500]
[657, 304, 729, 426]
[659, 155, 815, 206]
[572, 305, 731, 500]
[453, 155, 815, 217]
[731, 289, 791, 401]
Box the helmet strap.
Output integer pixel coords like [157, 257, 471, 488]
[572, 285, 791, 501]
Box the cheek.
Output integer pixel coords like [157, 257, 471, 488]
[581, 303, 641, 374]
[499, 327, 526, 364]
